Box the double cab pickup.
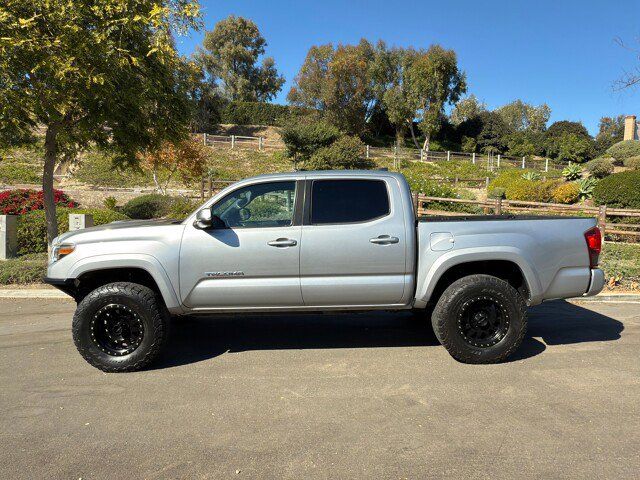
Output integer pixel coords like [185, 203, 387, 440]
[45, 171, 604, 371]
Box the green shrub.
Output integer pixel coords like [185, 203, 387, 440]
[593, 171, 640, 209]
[561, 163, 583, 181]
[17, 208, 129, 255]
[505, 179, 561, 202]
[577, 177, 598, 200]
[121, 194, 174, 219]
[166, 197, 199, 219]
[552, 182, 580, 204]
[624, 155, 640, 170]
[0, 162, 41, 183]
[605, 140, 640, 165]
[103, 196, 118, 211]
[489, 169, 540, 192]
[0, 253, 47, 284]
[220, 101, 311, 126]
[306, 136, 373, 170]
[585, 158, 614, 178]
[522, 171, 541, 181]
[488, 187, 506, 199]
[280, 118, 341, 161]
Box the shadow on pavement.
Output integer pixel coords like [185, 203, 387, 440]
[155, 299, 624, 369]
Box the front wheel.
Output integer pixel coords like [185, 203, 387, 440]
[72, 282, 169, 372]
[431, 274, 527, 364]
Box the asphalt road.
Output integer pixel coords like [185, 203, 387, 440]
[1, 298, 639, 479]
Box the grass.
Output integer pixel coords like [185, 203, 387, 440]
[0, 253, 47, 284]
[600, 242, 640, 288]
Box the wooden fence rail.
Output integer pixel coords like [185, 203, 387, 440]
[415, 194, 640, 241]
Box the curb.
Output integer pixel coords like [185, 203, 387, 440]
[0, 289, 70, 299]
[569, 294, 640, 303]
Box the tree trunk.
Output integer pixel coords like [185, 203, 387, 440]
[43, 125, 60, 248]
[408, 122, 421, 149]
[395, 126, 405, 149]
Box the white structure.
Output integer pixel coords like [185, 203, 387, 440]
[624, 115, 639, 141]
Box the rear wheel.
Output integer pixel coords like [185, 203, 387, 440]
[72, 282, 169, 372]
[431, 274, 527, 364]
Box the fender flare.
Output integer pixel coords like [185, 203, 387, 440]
[414, 247, 543, 308]
[68, 253, 182, 312]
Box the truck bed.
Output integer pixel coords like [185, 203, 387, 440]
[418, 214, 587, 222]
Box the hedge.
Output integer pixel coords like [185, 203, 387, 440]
[605, 140, 640, 165]
[593, 171, 640, 209]
[552, 182, 580, 204]
[505, 178, 562, 202]
[624, 155, 640, 170]
[220, 101, 312, 126]
[0, 188, 77, 215]
[585, 158, 614, 179]
[17, 208, 129, 255]
[121, 194, 197, 220]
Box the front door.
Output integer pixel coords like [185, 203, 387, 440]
[300, 178, 408, 306]
[180, 180, 303, 309]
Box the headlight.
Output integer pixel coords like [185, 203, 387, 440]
[51, 244, 75, 263]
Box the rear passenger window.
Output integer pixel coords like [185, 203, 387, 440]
[310, 180, 390, 224]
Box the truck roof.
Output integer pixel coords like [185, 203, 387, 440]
[244, 170, 407, 182]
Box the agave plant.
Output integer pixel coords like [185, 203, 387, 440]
[521, 171, 541, 181]
[577, 177, 598, 200]
[562, 163, 583, 181]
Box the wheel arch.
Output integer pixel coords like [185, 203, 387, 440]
[67, 254, 182, 313]
[415, 249, 541, 308]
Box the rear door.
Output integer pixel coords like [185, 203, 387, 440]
[299, 177, 408, 306]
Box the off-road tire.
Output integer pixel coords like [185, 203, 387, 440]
[431, 274, 527, 364]
[72, 282, 169, 372]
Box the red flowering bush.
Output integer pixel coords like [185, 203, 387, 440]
[0, 189, 77, 215]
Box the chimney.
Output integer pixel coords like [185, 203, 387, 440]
[624, 115, 638, 141]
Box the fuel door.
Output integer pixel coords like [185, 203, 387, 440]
[430, 232, 454, 251]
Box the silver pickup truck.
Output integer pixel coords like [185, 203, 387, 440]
[45, 171, 604, 371]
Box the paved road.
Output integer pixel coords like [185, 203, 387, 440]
[1, 298, 639, 479]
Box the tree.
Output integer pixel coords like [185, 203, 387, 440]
[0, 0, 201, 245]
[288, 40, 378, 135]
[545, 121, 593, 159]
[196, 15, 285, 102]
[139, 139, 208, 194]
[377, 46, 417, 145]
[404, 45, 466, 150]
[594, 115, 625, 155]
[457, 111, 512, 153]
[613, 37, 640, 91]
[450, 95, 486, 125]
[545, 120, 590, 138]
[554, 133, 595, 163]
[506, 131, 545, 157]
[495, 100, 550, 132]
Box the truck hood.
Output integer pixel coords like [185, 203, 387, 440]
[54, 219, 181, 244]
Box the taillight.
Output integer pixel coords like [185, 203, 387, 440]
[584, 227, 601, 268]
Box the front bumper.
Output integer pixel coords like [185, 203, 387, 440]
[42, 277, 78, 299]
[584, 269, 605, 297]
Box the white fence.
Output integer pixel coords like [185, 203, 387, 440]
[194, 133, 562, 172]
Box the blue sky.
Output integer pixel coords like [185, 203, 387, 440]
[175, 0, 640, 135]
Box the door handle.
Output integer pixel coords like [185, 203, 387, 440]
[267, 238, 298, 247]
[370, 235, 399, 245]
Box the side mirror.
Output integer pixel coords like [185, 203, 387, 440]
[194, 209, 213, 229]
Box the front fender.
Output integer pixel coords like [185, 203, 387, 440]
[67, 253, 182, 313]
[414, 247, 543, 308]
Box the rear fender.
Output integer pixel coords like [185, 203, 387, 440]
[414, 247, 542, 308]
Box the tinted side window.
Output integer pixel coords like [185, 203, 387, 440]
[311, 180, 390, 224]
[211, 181, 296, 228]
